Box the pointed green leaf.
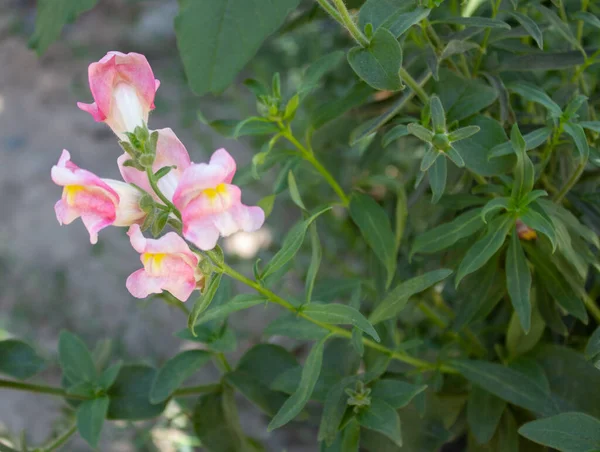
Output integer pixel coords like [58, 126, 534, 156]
[98, 362, 122, 390]
[382, 124, 409, 147]
[175, 0, 301, 95]
[348, 27, 403, 91]
[446, 146, 465, 167]
[440, 40, 480, 60]
[506, 230, 532, 332]
[408, 123, 434, 143]
[370, 379, 427, 409]
[411, 209, 485, 256]
[0, 340, 45, 380]
[349, 194, 396, 287]
[76, 396, 109, 448]
[508, 11, 543, 49]
[536, 4, 584, 53]
[580, 121, 600, 133]
[358, 2, 430, 38]
[268, 336, 328, 430]
[420, 146, 440, 171]
[519, 412, 600, 452]
[288, 170, 306, 210]
[358, 398, 402, 446]
[150, 350, 212, 403]
[429, 155, 447, 204]
[448, 125, 480, 142]
[467, 385, 506, 444]
[508, 83, 563, 117]
[436, 17, 511, 29]
[456, 215, 513, 286]
[107, 365, 167, 420]
[481, 197, 512, 223]
[585, 327, 600, 360]
[188, 273, 223, 336]
[300, 51, 345, 99]
[563, 122, 590, 160]
[489, 127, 552, 158]
[262, 208, 330, 280]
[520, 208, 557, 251]
[573, 11, 600, 29]
[430, 95, 446, 133]
[59, 331, 97, 384]
[511, 124, 535, 202]
[188, 294, 267, 327]
[302, 303, 380, 342]
[369, 269, 453, 324]
[266, 314, 329, 340]
[506, 306, 545, 356]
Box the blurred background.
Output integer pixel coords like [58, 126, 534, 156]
[0, 0, 353, 449]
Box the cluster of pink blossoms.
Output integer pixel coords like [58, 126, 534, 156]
[51, 52, 265, 302]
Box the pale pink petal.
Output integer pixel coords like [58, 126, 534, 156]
[126, 269, 165, 299]
[81, 212, 115, 244]
[154, 128, 191, 176]
[209, 148, 236, 184]
[117, 154, 152, 193]
[113, 52, 157, 109]
[212, 210, 240, 237]
[173, 163, 229, 209]
[183, 218, 220, 251]
[104, 180, 145, 227]
[76, 102, 105, 122]
[87, 53, 118, 118]
[163, 278, 196, 302]
[127, 224, 148, 253]
[54, 200, 79, 225]
[232, 205, 265, 232]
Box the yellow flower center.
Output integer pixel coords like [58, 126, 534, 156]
[64, 185, 86, 206]
[142, 253, 167, 274]
[203, 183, 228, 200]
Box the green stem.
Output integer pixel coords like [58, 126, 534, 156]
[539, 122, 564, 174]
[576, 0, 589, 43]
[399, 67, 430, 103]
[146, 167, 182, 221]
[315, 0, 344, 24]
[172, 383, 221, 397]
[472, 0, 501, 76]
[553, 161, 586, 203]
[331, 0, 370, 47]
[43, 423, 77, 452]
[583, 293, 600, 324]
[281, 128, 350, 206]
[216, 353, 233, 373]
[0, 379, 86, 400]
[217, 262, 456, 374]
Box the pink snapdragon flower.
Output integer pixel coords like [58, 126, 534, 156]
[117, 128, 191, 201]
[77, 51, 160, 139]
[52, 150, 146, 244]
[173, 149, 265, 250]
[126, 224, 204, 302]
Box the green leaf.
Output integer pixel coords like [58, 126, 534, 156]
[429, 154, 447, 204]
[506, 229, 532, 332]
[369, 269, 453, 324]
[508, 11, 543, 49]
[508, 82, 563, 117]
[29, 0, 97, 54]
[0, 340, 45, 380]
[511, 124, 535, 202]
[192, 388, 250, 452]
[107, 365, 167, 420]
[98, 362, 122, 390]
[318, 376, 362, 445]
[481, 197, 512, 223]
[300, 51, 345, 98]
[420, 146, 440, 171]
[188, 273, 223, 336]
[347, 27, 403, 91]
[563, 122, 590, 160]
[306, 224, 322, 304]
[370, 379, 427, 409]
[341, 419, 361, 452]
[489, 127, 552, 158]
[150, 350, 212, 403]
[440, 40, 480, 60]
[175, 0, 300, 95]
[302, 303, 380, 342]
[585, 327, 600, 360]
[288, 170, 306, 210]
[262, 208, 331, 279]
[446, 146, 465, 168]
[359, 2, 429, 37]
[500, 50, 585, 71]
[524, 244, 587, 322]
[452, 359, 556, 415]
[268, 336, 328, 430]
[408, 123, 434, 143]
[456, 215, 513, 286]
[506, 305, 545, 357]
[311, 82, 374, 130]
[382, 124, 409, 147]
[77, 396, 109, 448]
[411, 209, 485, 256]
[349, 193, 396, 287]
[536, 4, 583, 53]
[573, 11, 600, 29]
[519, 412, 600, 452]
[430, 95, 446, 133]
[467, 385, 506, 444]
[580, 121, 600, 133]
[358, 398, 402, 447]
[266, 313, 329, 340]
[436, 16, 511, 29]
[434, 71, 498, 123]
[448, 125, 480, 142]
[59, 331, 97, 384]
[520, 207, 557, 251]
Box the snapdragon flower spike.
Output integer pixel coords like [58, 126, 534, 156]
[126, 224, 204, 302]
[52, 150, 146, 244]
[118, 128, 191, 201]
[173, 149, 265, 250]
[77, 51, 160, 139]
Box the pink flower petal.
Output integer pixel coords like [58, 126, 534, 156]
[126, 269, 165, 299]
[232, 205, 265, 232]
[173, 164, 230, 209]
[209, 148, 236, 184]
[183, 218, 220, 251]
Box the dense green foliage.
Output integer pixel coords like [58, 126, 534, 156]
[2, 0, 600, 450]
